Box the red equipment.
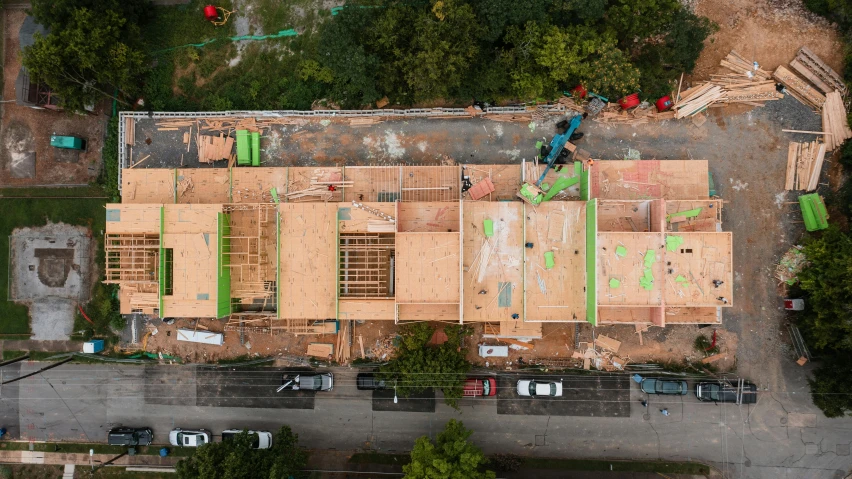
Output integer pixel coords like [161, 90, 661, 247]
[618, 93, 640, 110]
[572, 85, 587, 99]
[655, 95, 673, 112]
[203, 5, 218, 21]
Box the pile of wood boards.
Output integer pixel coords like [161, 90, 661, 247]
[350, 117, 383, 127]
[284, 178, 351, 201]
[720, 50, 771, 80]
[569, 334, 628, 371]
[334, 321, 351, 363]
[197, 134, 235, 163]
[821, 91, 852, 150]
[773, 65, 826, 109]
[785, 140, 827, 191]
[594, 104, 675, 125]
[675, 76, 782, 118]
[790, 46, 847, 97]
[306, 343, 334, 360]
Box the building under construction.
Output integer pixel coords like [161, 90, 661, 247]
[106, 112, 732, 340]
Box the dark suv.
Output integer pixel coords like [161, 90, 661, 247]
[695, 381, 758, 404]
[356, 373, 387, 390]
[107, 427, 153, 446]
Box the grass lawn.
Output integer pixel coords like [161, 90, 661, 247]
[1, 350, 68, 361]
[0, 441, 195, 458]
[0, 194, 107, 335]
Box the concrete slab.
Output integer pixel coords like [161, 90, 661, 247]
[9, 224, 91, 302]
[29, 299, 74, 340]
[496, 373, 630, 417]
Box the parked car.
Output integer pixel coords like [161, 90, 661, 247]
[463, 377, 496, 397]
[695, 381, 758, 404]
[640, 378, 688, 395]
[516, 379, 563, 397]
[356, 373, 387, 390]
[107, 427, 153, 446]
[169, 428, 211, 447]
[222, 429, 273, 449]
[278, 373, 333, 392]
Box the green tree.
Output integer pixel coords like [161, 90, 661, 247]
[473, 0, 549, 43]
[30, 0, 151, 31]
[23, 6, 148, 111]
[808, 354, 852, 418]
[317, 8, 382, 108]
[175, 427, 306, 479]
[379, 323, 472, 408]
[580, 43, 640, 98]
[606, 0, 681, 44]
[404, 419, 495, 479]
[797, 226, 852, 351]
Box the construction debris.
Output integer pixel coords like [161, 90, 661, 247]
[367, 335, 397, 360]
[594, 334, 622, 354]
[775, 245, 808, 285]
[720, 50, 771, 80]
[785, 141, 827, 191]
[197, 134, 235, 163]
[335, 321, 351, 363]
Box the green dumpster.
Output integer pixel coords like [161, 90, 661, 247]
[50, 135, 86, 150]
[236, 130, 251, 166]
[251, 132, 260, 166]
[799, 193, 829, 231]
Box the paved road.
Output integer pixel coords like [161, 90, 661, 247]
[1, 363, 850, 479]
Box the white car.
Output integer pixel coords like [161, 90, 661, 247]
[517, 379, 563, 397]
[169, 428, 211, 447]
[222, 429, 272, 449]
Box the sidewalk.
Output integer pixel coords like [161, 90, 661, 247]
[0, 340, 79, 353]
[0, 450, 180, 467]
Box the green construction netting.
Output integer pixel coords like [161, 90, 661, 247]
[666, 235, 684, 252]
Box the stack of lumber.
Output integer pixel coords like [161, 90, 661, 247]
[594, 104, 676, 125]
[674, 76, 783, 118]
[197, 134, 234, 163]
[674, 83, 725, 118]
[199, 117, 304, 133]
[773, 65, 826, 109]
[306, 343, 334, 360]
[790, 46, 847, 96]
[486, 113, 532, 122]
[719, 50, 771, 80]
[350, 117, 383, 127]
[557, 96, 585, 113]
[125, 117, 135, 145]
[821, 91, 852, 150]
[785, 140, 827, 191]
[284, 178, 352, 201]
[334, 321, 351, 363]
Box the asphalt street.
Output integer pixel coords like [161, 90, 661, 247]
[1, 363, 850, 479]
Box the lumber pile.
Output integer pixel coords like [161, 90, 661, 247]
[785, 140, 827, 191]
[719, 50, 771, 80]
[350, 117, 383, 127]
[486, 113, 532, 122]
[790, 46, 847, 96]
[334, 321, 351, 363]
[306, 343, 334, 360]
[594, 104, 676, 125]
[674, 76, 782, 118]
[822, 91, 852, 150]
[197, 134, 235, 163]
[284, 178, 352, 202]
[125, 117, 135, 145]
[773, 65, 826, 109]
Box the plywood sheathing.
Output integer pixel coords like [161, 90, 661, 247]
[338, 299, 395, 320]
[524, 201, 587, 321]
[105, 204, 162, 234]
[664, 306, 721, 324]
[523, 161, 582, 200]
[398, 202, 460, 232]
[663, 232, 733, 307]
[463, 201, 524, 321]
[598, 306, 653, 324]
[122, 169, 176, 204]
[498, 318, 543, 339]
[398, 303, 460, 321]
[343, 166, 400, 202]
[175, 169, 230, 204]
[396, 232, 461, 303]
[279, 203, 337, 319]
[338, 202, 397, 233]
[665, 200, 723, 232]
[591, 160, 709, 200]
[231, 168, 289, 203]
[161, 204, 222, 318]
[463, 164, 523, 201]
[401, 166, 460, 202]
[597, 232, 664, 306]
[287, 167, 345, 202]
[597, 200, 651, 232]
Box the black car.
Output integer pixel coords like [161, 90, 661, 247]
[640, 378, 688, 395]
[695, 381, 758, 404]
[356, 373, 387, 390]
[107, 427, 153, 446]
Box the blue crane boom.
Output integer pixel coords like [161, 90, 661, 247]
[536, 114, 582, 186]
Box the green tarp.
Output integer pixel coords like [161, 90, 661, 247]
[675, 275, 688, 284]
[483, 219, 494, 237]
[666, 235, 684, 251]
[236, 130, 251, 166]
[799, 193, 829, 231]
[544, 251, 555, 269]
[666, 207, 702, 221]
[251, 132, 260, 166]
[640, 249, 656, 291]
[609, 278, 620, 288]
[543, 176, 580, 201]
[616, 245, 627, 257]
[519, 183, 543, 205]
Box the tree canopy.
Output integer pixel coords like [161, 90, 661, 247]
[175, 427, 306, 479]
[404, 419, 495, 479]
[379, 323, 472, 408]
[25, 0, 150, 111]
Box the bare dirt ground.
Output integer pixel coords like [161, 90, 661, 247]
[0, 10, 106, 187]
[690, 0, 843, 81]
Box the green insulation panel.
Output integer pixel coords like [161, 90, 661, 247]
[799, 193, 829, 231]
[483, 219, 494, 237]
[585, 199, 597, 326]
[251, 131, 260, 166]
[543, 176, 579, 201]
[580, 166, 590, 201]
[217, 213, 232, 317]
[544, 251, 555, 269]
[236, 130, 251, 165]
